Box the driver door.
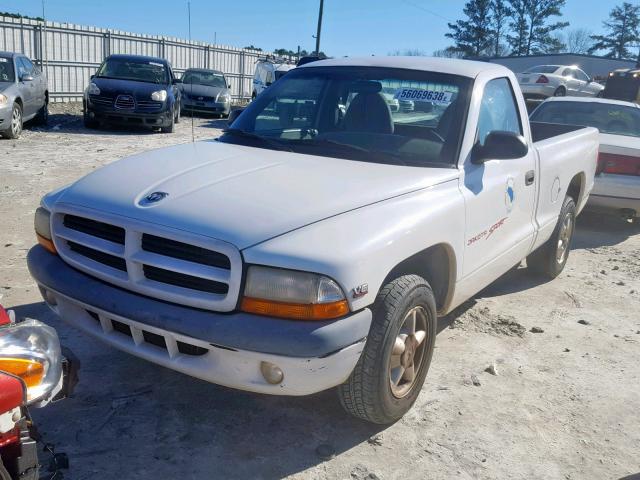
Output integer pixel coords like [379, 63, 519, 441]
[461, 77, 536, 279]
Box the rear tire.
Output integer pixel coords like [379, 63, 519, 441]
[527, 195, 576, 279]
[1, 103, 23, 139]
[553, 86, 566, 97]
[338, 275, 437, 424]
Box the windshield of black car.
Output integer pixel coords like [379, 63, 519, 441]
[0, 57, 15, 82]
[182, 71, 226, 88]
[96, 59, 168, 84]
[531, 101, 640, 138]
[221, 66, 472, 166]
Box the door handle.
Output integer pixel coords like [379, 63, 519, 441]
[525, 170, 535, 186]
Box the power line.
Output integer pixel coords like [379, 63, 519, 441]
[398, 0, 452, 23]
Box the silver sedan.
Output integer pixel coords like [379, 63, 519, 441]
[0, 51, 48, 139]
[517, 65, 604, 100]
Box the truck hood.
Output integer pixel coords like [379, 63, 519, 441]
[54, 141, 459, 249]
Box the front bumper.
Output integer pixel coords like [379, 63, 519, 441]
[28, 246, 371, 395]
[0, 104, 12, 128]
[182, 99, 230, 115]
[85, 103, 172, 127]
[520, 83, 557, 99]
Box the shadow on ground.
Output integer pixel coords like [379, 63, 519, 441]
[12, 301, 384, 479]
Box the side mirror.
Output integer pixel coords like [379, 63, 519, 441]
[265, 81, 272, 87]
[227, 108, 245, 126]
[20, 74, 34, 82]
[90, 74, 95, 80]
[472, 131, 528, 164]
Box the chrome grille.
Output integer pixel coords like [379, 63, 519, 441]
[51, 209, 242, 312]
[89, 94, 113, 106]
[137, 100, 163, 110]
[114, 94, 135, 110]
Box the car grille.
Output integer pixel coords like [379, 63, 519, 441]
[137, 100, 163, 111]
[51, 211, 242, 312]
[88, 94, 113, 107]
[115, 95, 135, 110]
[187, 94, 216, 102]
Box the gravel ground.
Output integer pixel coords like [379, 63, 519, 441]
[1, 103, 639, 480]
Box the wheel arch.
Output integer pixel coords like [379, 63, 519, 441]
[566, 172, 585, 208]
[380, 243, 457, 314]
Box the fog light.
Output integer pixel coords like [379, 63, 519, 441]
[39, 286, 57, 307]
[260, 361, 284, 385]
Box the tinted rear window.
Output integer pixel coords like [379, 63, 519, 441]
[523, 65, 559, 74]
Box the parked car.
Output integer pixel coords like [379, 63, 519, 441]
[603, 68, 640, 103]
[0, 304, 78, 479]
[28, 57, 597, 424]
[252, 59, 295, 99]
[83, 54, 181, 133]
[530, 96, 640, 220]
[516, 65, 604, 100]
[179, 68, 231, 118]
[0, 51, 48, 139]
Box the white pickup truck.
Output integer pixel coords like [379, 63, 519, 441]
[28, 57, 598, 424]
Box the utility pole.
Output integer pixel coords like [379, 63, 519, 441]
[314, 0, 324, 55]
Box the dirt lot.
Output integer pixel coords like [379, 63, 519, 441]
[1, 104, 639, 480]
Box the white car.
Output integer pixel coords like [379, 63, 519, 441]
[530, 96, 640, 220]
[252, 59, 295, 99]
[517, 65, 604, 100]
[28, 57, 598, 424]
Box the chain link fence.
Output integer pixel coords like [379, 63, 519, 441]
[0, 15, 263, 103]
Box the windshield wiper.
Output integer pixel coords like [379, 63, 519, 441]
[290, 138, 408, 166]
[222, 128, 294, 152]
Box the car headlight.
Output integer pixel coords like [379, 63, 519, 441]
[240, 266, 349, 321]
[0, 94, 7, 105]
[0, 319, 63, 405]
[87, 82, 100, 95]
[151, 90, 167, 102]
[218, 92, 231, 103]
[34, 207, 56, 254]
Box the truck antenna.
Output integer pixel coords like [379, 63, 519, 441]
[188, 1, 195, 143]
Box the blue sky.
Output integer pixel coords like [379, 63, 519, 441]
[0, 0, 618, 56]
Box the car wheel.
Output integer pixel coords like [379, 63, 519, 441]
[83, 112, 99, 129]
[338, 274, 437, 424]
[553, 86, 566, 97]
[527, 195, 576, 279]
[2, 103, 23, 139]
[174, 101, 181, 124]
[161, 110, 175, 133]
[596, 91, 604, 98]
[34, 98, 49, 125]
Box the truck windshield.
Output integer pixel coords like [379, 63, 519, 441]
[531, 101, 640, 138]
[0, 57, 15, 82]
[221, 66, 472, 166]
[96, 58, 168, 84]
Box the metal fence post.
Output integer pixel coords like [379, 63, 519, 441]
[34, 24, 43, 66]
[103, 31, 111, 59]
[239, 50, 245, 103]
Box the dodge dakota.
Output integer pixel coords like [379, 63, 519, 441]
[28, 57, 598, 424]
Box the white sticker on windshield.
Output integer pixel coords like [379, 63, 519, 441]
[149, 62, 163, 67]
[0, 58, 7, 62]
[395, 88, 454, 105]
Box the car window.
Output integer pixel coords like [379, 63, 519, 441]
[20, 57, 34, 74]
[225, 66, 473, 166]
[182, 71, 227, 88]
[523, 65, 560, 74]
[265, 70, 274, 84]
[95, 58, 169, 84]
[16, 57, 31, 77]
[575, 69, 590, 82]
[477, 77, 522, 145]
[562, 68, 574, 77]
[0, 57, 15, 82]
[531, 101, 640, 138]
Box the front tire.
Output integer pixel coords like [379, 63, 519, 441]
[161, 110, 175, 133]
[338, 275, 437, 424]
[2, 103, 23, 139]
[527, 195, 576, 279]
[174, 101, 181, 124]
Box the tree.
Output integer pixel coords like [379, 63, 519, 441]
[389, 48, 428, 56]
[432, 47, 464, 58]
[560, 28, 594, 54]
[244, 45, 262, 51]
[446, 0, 494, 57]
[507, 0, 569, 55]
[490, 0, 512, 56]
[589, 2, 640, 59]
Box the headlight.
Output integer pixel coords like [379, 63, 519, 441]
[240, 266, 349, 320]
[87, 82, 100, 95]
[0, 94, 7, 105]
[34, 207, 56, 254]
[218, 92, 231, 103]
[151, 90, 167, 102]
[0, 319, 63, 405]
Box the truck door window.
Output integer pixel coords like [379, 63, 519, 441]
[477, 77, 522, 145]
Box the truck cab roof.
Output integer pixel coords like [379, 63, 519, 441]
[298, 56, 510, 79]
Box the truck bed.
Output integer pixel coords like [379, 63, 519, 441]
[530, 122, 586, 143]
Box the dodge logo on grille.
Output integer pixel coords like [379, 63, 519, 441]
[145, 191, 169, 203]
